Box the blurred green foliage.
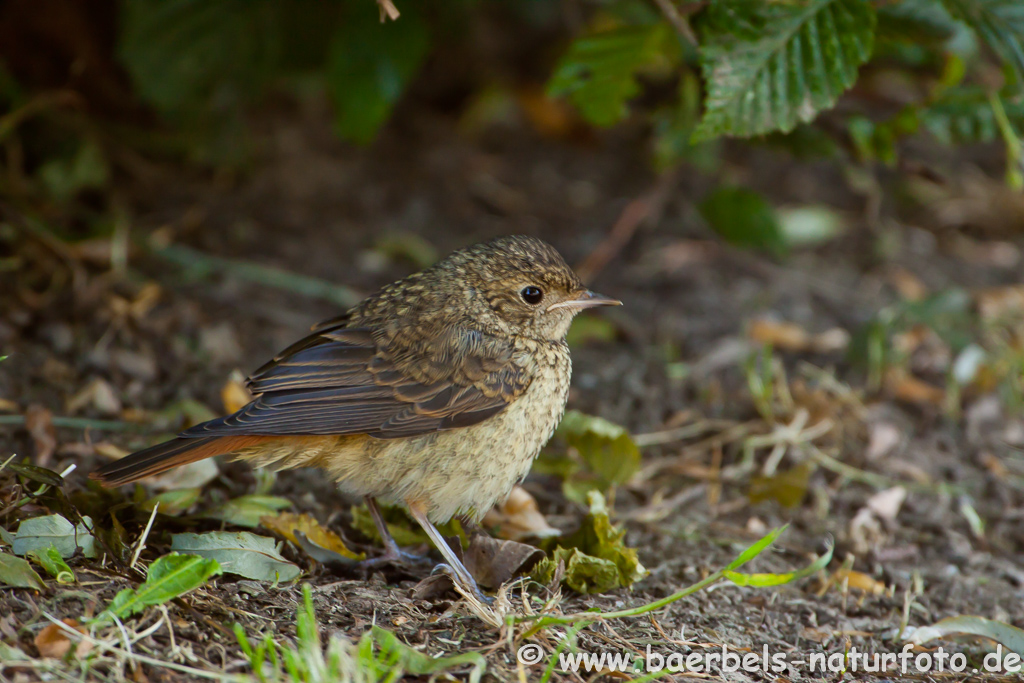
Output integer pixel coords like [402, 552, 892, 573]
[2, 0, 1024, 243]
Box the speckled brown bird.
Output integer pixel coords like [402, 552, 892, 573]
[91, 235, 620, 599]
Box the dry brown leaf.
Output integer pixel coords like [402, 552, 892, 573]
[260, 512, 364, 561]
[24, 404, 57, 467]
[221, 371, 253, 414]
[66, 378, 122, 417]
[832, 569, 886, 595]
[865, 486, 906, 523]
[463, 533, 544, 589]
[975, 284, 1024, 321]
[865, 422, 902, 461]
[888, 267, 928, 301]
[748, 319, 849, 353]
[748, 319, 810, 350]
[35, 619, 92, 659]
[93, 442, 131, 461]
[0, 398, 19, 413]
[481, 486, 560, 541]
[516, 86, 581, 139]
[885, 369, 945, 406]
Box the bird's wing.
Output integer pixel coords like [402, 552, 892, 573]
[184, 323, 529, 440]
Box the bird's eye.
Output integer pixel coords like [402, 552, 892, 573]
[520, 285, 544, 305]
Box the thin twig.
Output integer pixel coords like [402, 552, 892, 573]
[130, 503, 159, 570]
[0, 414, 147, 431]
[575, 170, 678, 282]
[150, 241, 362, 308]
[651, 0, 698, 45]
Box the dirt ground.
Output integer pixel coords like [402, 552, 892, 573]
[3, 101, 1024, 682]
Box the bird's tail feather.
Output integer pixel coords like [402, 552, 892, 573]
[90, 435, 272, 487]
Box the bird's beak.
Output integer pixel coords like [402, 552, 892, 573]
[547, 290, 622, 312]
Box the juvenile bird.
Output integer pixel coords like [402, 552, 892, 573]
[91, 235, 620, 599]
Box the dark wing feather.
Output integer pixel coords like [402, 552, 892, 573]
[184, 321, 529, 440]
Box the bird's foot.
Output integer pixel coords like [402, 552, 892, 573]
[360, 547, 432, 570]
[431, 563, 494, 606]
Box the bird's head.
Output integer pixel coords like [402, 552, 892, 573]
[456, 235, 621, 341]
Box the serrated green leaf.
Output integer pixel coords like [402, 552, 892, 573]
[0, 552, 46, 590]
[877, 0, 960, 45]
[27, 545, 75, 584]
[941, 0, 1024, 85]
[699, 186, 786, 254]
[327, 2, 430, 144]
[203, 494, 292, 527]
[171, 531, 300, 582]
[119, 0, 281, 117]
[12, 515, 96, 559]
[532, 546, 621, 594]
[548, 23, 676, 127]
[693, 0, 875, 141]
[96, 553, 221, 623]
[923, 85, 1024, 144]
[556, 410, 640, 490]
[535, 491, 646, 593]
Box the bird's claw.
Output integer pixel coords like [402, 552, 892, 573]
[431, 563, 494, 605]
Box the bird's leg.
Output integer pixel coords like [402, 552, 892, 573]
[359, 496, 430, 567]
[406, 499, 493, 605]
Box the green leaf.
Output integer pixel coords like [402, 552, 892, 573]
[534, 491, 646, 593]
[725, 525, 786, 571]
[12, 515, 96, 559]
[556, 410, 640, 491]
[532, 547, 621, 594]
[37, 140, 109, 203]
[941, 0, 1024, 85]
[699, 186, 786, 254]
[141, 487, 202, 516]
[96, 553, 222, 623]
[693, 0, 875, 141]
[326, 2, 430, 144]
[6, 462, 65, 488]
[119, 0, 281, 118]
[908, 616, 1024, 655]
[723, 538, 832, 586]
[748, 462, 813, 508]
[203, 494, 292, 528]
[26, 545, 75, 584]
[876, 0, 960, 46]
[371, 626, 486, 683]
[548, 23, 676, 127]
[170, 531, 301, 582]
[923, 85, 1024, 144]
[0, 552, 46, 590]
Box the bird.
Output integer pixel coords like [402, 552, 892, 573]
[91, 234, 620, 600]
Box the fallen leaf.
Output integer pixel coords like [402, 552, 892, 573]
[27, 545, 75, 583]
[556, 410, 640, 498]
[35, 619, 91, 659]
[748, 319, 849, 353]
[866, 486, 906, 523]
[975, 284, 1024, 321]
[908, 616, 1024, 654]
[13, 515, 96, 559]
[170, 531, 301, 582]
[203, 494, 292, 528]
[832, 569, 886, 595]
[463, 533, 544, 589]
[481, 486, 560, 541]
[865, 421, 902, 460]
[220, 371, 252, 414]
[0, 552, 46, 590]
[24, 404, 57, 466]
[532, 491, 646, 593]
[141, 488, 202, 516]
[888, 267, 928, 301]
[748, 462, 812, 508]
[66, 378, 122, 417]
[95, 553, 222, 623]
[885, 369, 945, 406]
[144, 459, 219, 491]
[260, 512, 364, 561]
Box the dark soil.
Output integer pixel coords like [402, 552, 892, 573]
[3, 102, 1024, 682]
